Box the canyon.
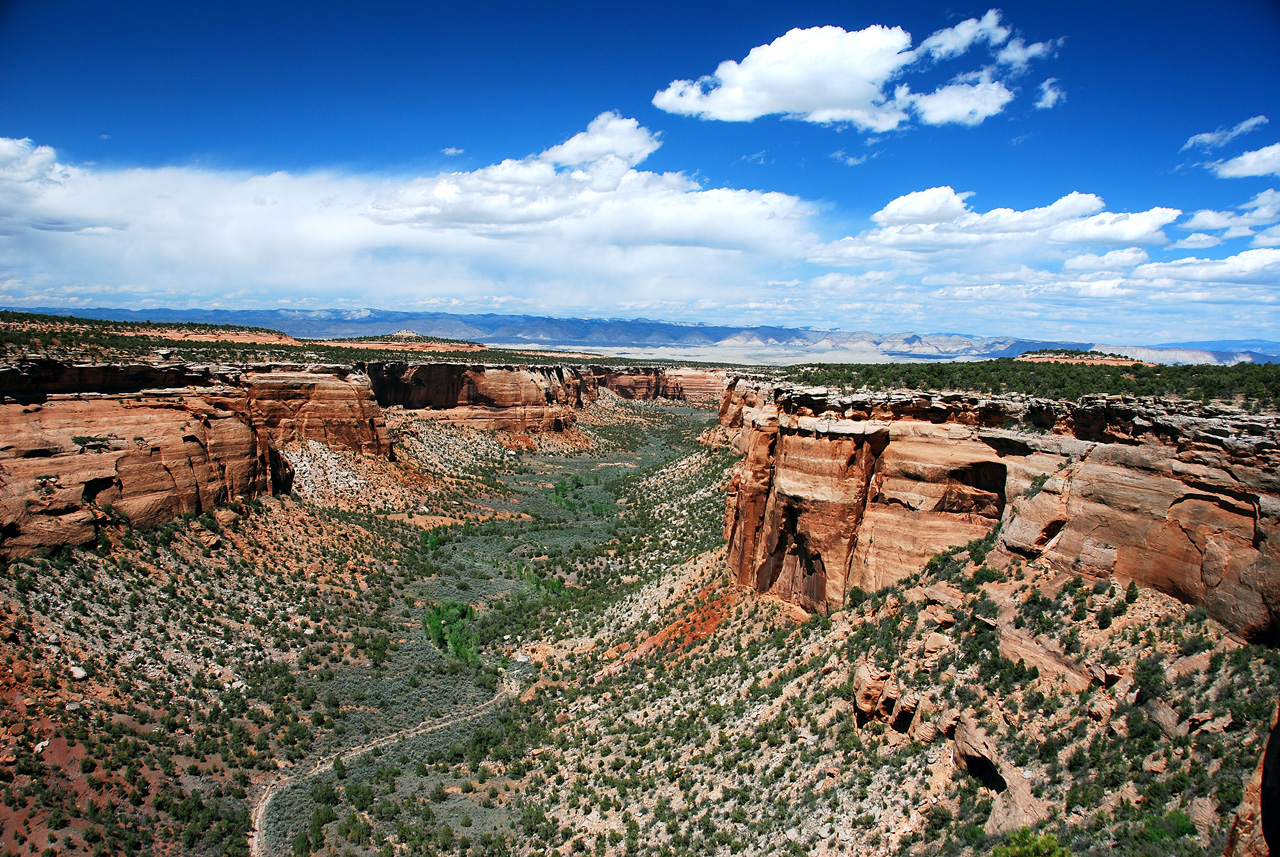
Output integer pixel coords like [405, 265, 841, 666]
[719, 379, 1280, 642]
[0, 359, 724, 558]
[2, 346, 1278, 857]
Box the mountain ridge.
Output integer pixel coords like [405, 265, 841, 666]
[9, 306, 1278, 365]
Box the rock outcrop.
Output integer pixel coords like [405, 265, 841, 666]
[0, 359, 716, 557]
[363, 362, 721, 431]
[364, 363, 611, 431]
[1224, 699, 1279, 857]
[722, 380, 1280, 639]
[0, 361, 390, 558]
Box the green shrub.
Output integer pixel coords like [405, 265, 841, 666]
[991, 828, 1070, 857]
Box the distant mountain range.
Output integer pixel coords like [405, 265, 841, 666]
[10, 306, 1280, 365]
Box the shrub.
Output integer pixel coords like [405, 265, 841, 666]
[991, 829, 1070, 857]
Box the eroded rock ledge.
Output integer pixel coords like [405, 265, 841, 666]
[1, 360, 725, 557]
[720, 379, 1280, 640]
[363, 363, 724, 431]
[0, 361, 391, 558]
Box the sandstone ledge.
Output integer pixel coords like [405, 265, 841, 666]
[721, 379, 1280, 640]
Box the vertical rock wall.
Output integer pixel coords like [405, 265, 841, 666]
[0, 362, 392, 558]
[720, 381, 1280, 641]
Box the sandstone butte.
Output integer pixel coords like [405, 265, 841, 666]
[717, 378, 1280, 644]
[0, 359, 725, 558]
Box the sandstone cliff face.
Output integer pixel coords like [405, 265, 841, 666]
[1223, 698, 1278, 857]
[722, 380, 1280, 640]
[363, 363, 716, 431]
[239, 369, 391, 456]
[364, 363, 586, 432]
[0, 361, 391, 558]
[1, 360, 709, 556]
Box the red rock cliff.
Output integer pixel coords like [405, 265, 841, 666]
[364, 363, 587, 431]
[0, 361, 390, 558]
[362, 362, 718, 430]
[722, 380, 1280, 640]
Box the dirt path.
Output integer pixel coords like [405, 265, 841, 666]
[248, 682, 514, 857]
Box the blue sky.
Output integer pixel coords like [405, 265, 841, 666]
[1, 0, 1278, 343]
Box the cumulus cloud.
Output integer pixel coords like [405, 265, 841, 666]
[538, 113, 660, 167]
[872, 186, 974, 225]
[1180, 189, 1280, 243]
[906, 74, 1014, 126]
[996, 37, 1058, 69]
[798, 185, 1274, 339]
[1063, 248, 1149, 271]
[3, 129, 1276, 342]
[0, 116, 816, 312]
[1182, 115, 1268, 151]
[1172, 232, 1223, 250]
[440, 147, 464, 156]
[1130, 248, 1280, 284]
[1035, 79, 1064, 109]
[813, 187, 1174, 268]
[1211, 143, 1280, 178]
[918, 9, 1009, 59]
[1254, 224, 1280, 247]
[1047, 209, 1181, 245]
[652, 10, 1057, 132]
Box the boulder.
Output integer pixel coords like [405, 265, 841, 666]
[852, 664, 890, 718]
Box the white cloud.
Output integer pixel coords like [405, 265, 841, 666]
[1130, 248, 1280, 284]
[1181, 189, 1280, 240]
[1063, 248, 1149, 271]
[652, 11, 1057, 132]
[872, 186, 974, 225]
[996, 37, 1057, 69]
[652, 24, 915, 129]
[1034, 78, 1064, 109]
[0, 137, 69, 185]
[440, 147, 464, 156]
[830, 149, 867, 167]
[1172, 232, 1223, 250]
[1182, 115, 1268, 151]
[905, 74, 1014, 126]
[918, 10, 1008, 59]
[1047, 208, 1181, 245]
[1211, 142, 1280, 178]
[815, 187, 1171, 267]
[4, 130, 1277, 343]
[0, 117, 816, 312]
[538, 112, 660, 167]
[1254, 224, 1280, 247]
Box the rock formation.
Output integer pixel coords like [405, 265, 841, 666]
[721, 380, 1280, 640]
[0, 361, 389, 558]
[363, 363, 588, 432]
[362, 362, 722, 431]
[1224, 698, 1279, 857]
[0, 359, 714, 556]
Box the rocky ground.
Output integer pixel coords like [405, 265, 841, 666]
[0, 388, 1274, 857]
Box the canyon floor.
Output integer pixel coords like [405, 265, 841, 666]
[1, 319, 1277, 857]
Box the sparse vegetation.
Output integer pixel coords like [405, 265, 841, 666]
[0, 322, 1274, 857]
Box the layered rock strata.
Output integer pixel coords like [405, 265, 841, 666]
[722, 380, 1280, 640]
[0, 361, 390, 558]
[362, 363, 724, 430]
[363, 363, 589, 432]
[0, 360, 716, 556]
